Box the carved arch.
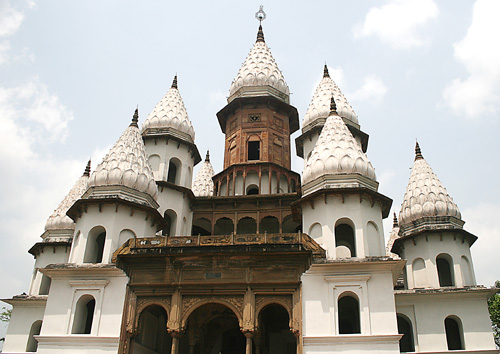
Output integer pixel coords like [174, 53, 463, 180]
[180, 297, 243, 330]
[134, 300, 171, 335]
[255, 297, 293, 329]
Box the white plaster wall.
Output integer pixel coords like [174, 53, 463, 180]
[69, 204, 158, 264]
[144, 138, 196, 188]
[302, 132, 320, 166]
[2, 303, 45, 352]
[400, 232, 477, 289]
[302, 264, 400, 354]
[30, 246, 70, 295]
[302, 194, 386, 259]
[38, 274, 127, 337]
[156, 187, 193, 236]
[396, 292, 496, 352]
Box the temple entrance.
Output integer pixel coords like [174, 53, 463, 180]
[256, 304, 296, 354]
[180, 303, 245, 354]
[133, 305, 172, 354]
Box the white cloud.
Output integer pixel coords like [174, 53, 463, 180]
[349, 75, 388, 103]
[0, 80, 82, 299]
[443, 0, 500, 118]
[463, 203, 500, 287]
[0, 0, 24, 38]
[353, 0, 439, 50]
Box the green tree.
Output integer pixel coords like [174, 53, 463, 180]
[0, 307, 11, 322]
[489, 280, 500, 348]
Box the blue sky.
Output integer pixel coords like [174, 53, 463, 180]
[1, 0, 499, 343]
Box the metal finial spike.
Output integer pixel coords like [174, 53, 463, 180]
[83, 159, 91, 177]
[329, 95, 337, 115]
[256, 24, 265, 42]
[323, 64, 330, 78]
[415, 141, 423, 160]
[130, 107, 139, 127]
[393, 212, 398, 228]
[255, 5, 266, 23]
[171, 75, 178, 89]
[205, 150, 210, 162]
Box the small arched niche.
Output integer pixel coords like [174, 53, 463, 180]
[167, 157, 181, 185]
[71, 294, 96, 334]
[436, 253, 455, 287]
[237, 217, 257, 235]
[118, 229, 136, 250]
[412, 258, 428, 288]
[335, 220, 356, 258]
[246, 184, 259, 195]
[260, 216, 279, 234]
[192, 217, 212, 236]
[460, 255, 474, 286]
[214, 217, 234, 235]
[338, 292, 360, 334]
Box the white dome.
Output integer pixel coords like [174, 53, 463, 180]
[399, 143, 461, 225]
[192, 151, 215, 197]
[45, 161, 90, 231]
[303, 65, 358, 129]
[302, 103, 376, 185]
[228, 25, 289, 102]
[141, 76, 195, 142]
[89, 110, 158, 201]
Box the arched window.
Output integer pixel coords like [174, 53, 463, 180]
[436, 254, 454, 287]
[162, 210, 177, 236]
[167, 158, 181, 184]
[192, 218, 212, 236]
[84, 227, 106, 263]
[118, 229, 136, 250]
[338, 293, 360, 334]
[260, 216, 279, 234]
[445, 316, 464, 350]
[72, 295, 96, 334]
[246, 184, 259, 195]
[397, 314, 415, 352]
[26, 320, 42, 352]
[148, 154, 160, 171]
[290, 179, 296, 193]
[335, 222, 356, 257]
[460, 256, 473, 286]
[237, 217, 257, 234]
[39, 273, 51, 295]
[214, 217, 234, 235]
[258, 304, 296, 353]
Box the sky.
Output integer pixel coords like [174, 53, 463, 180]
[1, 0, 500, 344]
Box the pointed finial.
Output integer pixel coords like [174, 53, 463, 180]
[329, 95, 337, 115]
[323, 64, 330, 78]
[393, 212, 398, 228]
[415, 141, 423, 160]
[83, 159, 91, 177]
[130, 107, 139, 127]
[255, 5, 266, 23]
[171, 75, 178, 89]
[205, 150, 210, 162]
[256, 24, 265, 42]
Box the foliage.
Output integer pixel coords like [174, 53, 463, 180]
[489, 281, 500, 348]
[0, 307, 11, 322]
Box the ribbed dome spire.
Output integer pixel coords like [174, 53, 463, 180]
[141, 75, 195, 142]
[303, 64, 358, 130]
[192, 150, 215, 197]
[302, 98, 376, 192]
[228, 25, 290, 103]
[386, 214, 401, 260]
[89, 109, 158, 202]
[399, 142, 461, 227]
[45, 160, 91, 232]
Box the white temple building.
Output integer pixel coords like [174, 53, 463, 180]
[2, 17, 498, 354]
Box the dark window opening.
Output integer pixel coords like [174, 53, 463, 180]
[397, 315, 415, 352]
[95, 233, 105, 263]
[39, 274, 51, 295]
[445, 317, 464, 350]
[248, 141, 260, 161]
[72, 296, 95, 334]
[167, 161, 177, 184]
[437, 256, 454, 287]
[247, 187, 259, 195]
[338, 295, 360, 334]
[335, 224, 356, 257]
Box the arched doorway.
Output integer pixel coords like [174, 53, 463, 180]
[256, 304, 296, 354]
[132, 305, 171, 354]
[181, 303, 245, 354]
